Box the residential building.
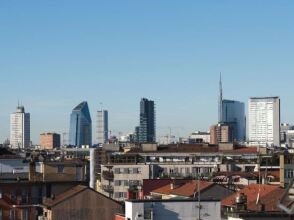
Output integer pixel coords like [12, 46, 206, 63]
[98, 144, 261, 201]
[188, 131, 210, 144]
[10, 105, 30, 148]
[69, 101, 92, 147]
[124, 199, 221, 220]
[40, 133, 61, 149]
[248, 97, 280, 147]
[42, 185, 123, 220]
[138, 98, 156, 143]
[96, 110, 108, 144]
[280, 153, 294, 188]
[210, 123, 234, 144]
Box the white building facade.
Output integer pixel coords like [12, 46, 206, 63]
[125, 200, 221, 220]
[248, 97, 280, 147]
[96, 110, 108, 144]
[10, 106, 30, 148]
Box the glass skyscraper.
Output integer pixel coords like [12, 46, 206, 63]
[69, 101, 92, 147]
[138, 98, 156, 143]
[221, 99, 246, 141]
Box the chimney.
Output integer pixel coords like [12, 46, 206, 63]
[235, 193, 247, 211]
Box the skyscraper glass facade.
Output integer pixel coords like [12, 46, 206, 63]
[138, 98, 156, 143]
[69, 101, 92, 147]
[221, 100, 246, 141]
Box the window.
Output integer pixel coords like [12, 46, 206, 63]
[57, 165, 64, 173]
[124, 180, 129, 186]
[0, 209, 2, 220]
[133, 168, 139, 174]
[286, 169, 294, 179]
[123, 168, 130, 174]
[144, 209, 152, 220]
[114, 168, 120, 174]
[21, 209, 28, 220]
[114, 180, 122, 186]
[0, 190, 2, 199]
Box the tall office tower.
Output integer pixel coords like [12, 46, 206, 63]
[10, 105, 30, 148]
[248, 97, 280, 147]
[69, 101, 92, 147]
[222, 100, 246, 141]
[97, 110, 108, 144]
[138, 98, 156, 143]
[217, 74, 245, 142]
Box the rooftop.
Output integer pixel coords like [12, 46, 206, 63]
[152, 180, 214, 198]
[222, 184, 285, 212]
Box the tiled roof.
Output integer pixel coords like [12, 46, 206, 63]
[143, 179, 189, 196]
[222, 184, 285, 212]
[43, 185, 87, 207]
[152, 180, 214, 198]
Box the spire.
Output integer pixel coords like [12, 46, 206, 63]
[218, 72, 223, 123]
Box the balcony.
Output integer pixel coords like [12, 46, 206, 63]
[102, 185, 114, 193]
[102, 171, 114, 181]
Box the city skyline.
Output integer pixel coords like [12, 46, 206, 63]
[1, 1, 294, 143]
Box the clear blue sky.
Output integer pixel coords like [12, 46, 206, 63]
[1, 1, 294, 144]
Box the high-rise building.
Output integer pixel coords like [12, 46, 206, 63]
[218, 74, 246, 141]
[40, 133, 61, 149]
[248, 97, 280, 147]
[69, 101, 92, 147]
[10, 105, 30, 148]
[138, 98, 156, 143]
[222, 100, 246, 141]
[210, 123, 234, 145]
[97, 110, 108, 144]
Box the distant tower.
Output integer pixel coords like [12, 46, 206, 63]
[218, 73, 223, 123]
[97, 110, 109, 144]
[138, 98, 156, 143]
[69, 101, 92, 147]
[10, 105, 30, 148]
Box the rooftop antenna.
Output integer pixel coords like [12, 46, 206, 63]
[99, 102, 103, 111]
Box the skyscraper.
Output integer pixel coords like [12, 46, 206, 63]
[69, 101, 92, 147]
[248, 97, 280, 147]
[222, 100, 246, 141]
[10, 105, 30, 148]
[138, 98, 156, 143]
[97, 110, 108, 144]
[218, 74, 246, 141]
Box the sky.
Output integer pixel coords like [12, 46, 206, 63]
[0, 1, 294, 144]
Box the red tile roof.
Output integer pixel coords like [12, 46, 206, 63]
[152, 180, 214, 198]
[143, 179, 190, 197]
[222, 184, 285, 212]
[43, 185, 87, 207]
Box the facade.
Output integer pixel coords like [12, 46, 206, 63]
[125, 199, 221, 220]
[42, 186, 123, 220]
[96, 110, 108, 144]
[210, 123, 234, 144]
[221, 99, 246, 141]
[69, 101, 92, 147]
[138, 98, 156, 143]
[248, 97, 280, 147]
[98, 145, 260, 201]
[188, 131, 210, 144]
[40, 133, 61, 149]
[10, 105, 30, 148]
